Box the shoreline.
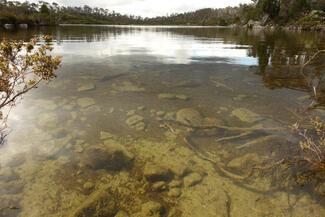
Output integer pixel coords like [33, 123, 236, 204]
[1, 23, 325, 33]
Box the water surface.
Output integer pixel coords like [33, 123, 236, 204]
[0, 26, 325, 217]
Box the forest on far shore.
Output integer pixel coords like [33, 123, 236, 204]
[0, 0, 324, 28]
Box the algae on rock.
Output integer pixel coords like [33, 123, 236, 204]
[69, 186, 116, 217]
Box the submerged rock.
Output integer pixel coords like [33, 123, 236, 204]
[227, 153, 260, 170]
[143, 164, 173, 182]
[297, 95, 310, 102]
[37, 113, 58, 128]
[108, 107, 115, 114]
[52, 129, 68, 139]
[164, 112, 176, 121]
[233, 94, 249, 101]
[36, 99, 58, 110]
[172, 79, 201, 88]
[0, 168, 19, 182]
[74, 145, 84, 153]
[126, 115, 146, 131]
[152, 181, 168, 192]
[168, 180, 182, 188]
[57, 156, 71, 165]
[100, 131, 115, 140]
[176, 108, 203, 127]
[80, 145, 134, 171]
[77, 98, 96, 108]
[83, 182, 95, 191]
[115, 210, 129, 217]
[315, 183, 325, 196]
[126, 110, 136, 116]
[168, 187, 182, 198]
[183, 172, 203, 187]
[203, 117, 223, 126]
[137, 106, 146, 111]
[156, 111, 166, 117]
[232, 108, 262, 123]
[69, 186, 116, 217]
[126, 115, 144, 126]
[78, 83, 96, 92]
[5, 153, 26, 168]
[158, 93, 189, 101]
[0, 181, 24, 195]
[139, 201, 165, 217]
[134, 122, 146, 131]
[82, 105, 101, 113]
[167, 208, 180, 217]
[0, 196, 20, 217]
[112, 81, 145, 92]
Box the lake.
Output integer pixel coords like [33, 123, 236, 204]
[0, 25, 325, 217]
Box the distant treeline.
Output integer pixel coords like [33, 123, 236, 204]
[0, 0, 324, 27]
[0, 0, 141, 26]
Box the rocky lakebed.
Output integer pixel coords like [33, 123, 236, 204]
[0, 62, 324, 217]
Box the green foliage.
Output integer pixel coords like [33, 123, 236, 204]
[254, 0, 324, 26]
[288, 0, 310, 18]
[0, 36, 61, 110]
[40, 4, 50, 14]
[257, 0, 280, 18]
[311, 0, 325, 11]
[240, 3, 259, 23]
[296, 10, 325, 29]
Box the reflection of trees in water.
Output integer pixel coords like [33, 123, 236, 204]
[167, 28, 325, 104]
[232, 29, 325, 105]
[0, 26, 126, 42]
[2, 26, 324, 103]
[255, 44, 325, 106]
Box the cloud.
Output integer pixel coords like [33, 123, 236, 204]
[15, 0, 251, 17]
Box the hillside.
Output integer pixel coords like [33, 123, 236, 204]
[0, 0, 324, 30]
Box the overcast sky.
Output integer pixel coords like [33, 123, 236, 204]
[17, 0, 252, 17]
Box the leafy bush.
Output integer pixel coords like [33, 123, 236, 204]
[0, 36, 61, 143]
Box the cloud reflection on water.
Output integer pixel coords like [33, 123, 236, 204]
[54, 26, 257, 65]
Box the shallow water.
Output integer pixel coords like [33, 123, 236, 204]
[0, 26, 325, 217]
